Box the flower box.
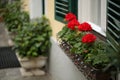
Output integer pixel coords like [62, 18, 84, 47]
[18, 56, 47, 69]
[59, 40, 111, 80]
[17, 55, 47, 76]
[57, 12, 112, 80]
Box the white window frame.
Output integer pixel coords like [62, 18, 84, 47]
[78, 0, 107, 37]
[29, 0, 43, 19]
[44, 0, 47, 15]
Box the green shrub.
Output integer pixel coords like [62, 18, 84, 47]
[4, 1, 29, 32]
[14, 16, 52, 58]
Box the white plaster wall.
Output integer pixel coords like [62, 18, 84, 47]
[30, 0, 42, 19]
[49, 37, 87, 80]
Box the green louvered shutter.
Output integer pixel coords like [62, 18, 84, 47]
[55, 0, 78, 23]
[42, 0, 45, 14]
[107, 0, 120, 54]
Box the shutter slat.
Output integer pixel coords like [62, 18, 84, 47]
[107, 40, 119, 52]
[108, 7, 120, 16]
[56, 10, 66, 15]
[107, 13, 119, 24]
[107, 14, 120, 29]
[107, 32, 119, 46]
[56, 1, 68, 7]
[108, 20, 120, 31]
[60, 0, 68, 3]
[56, 6, 68, 12]
[109, 0, 120, 8]
[107, 27, 120, 39]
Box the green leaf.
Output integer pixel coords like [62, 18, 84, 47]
[11, 15, 51, 57]
[32, 52, 38, 57]
[73, 42, 82, 48]
[57, 27, 68, 38]
[35, 43, 40, 48]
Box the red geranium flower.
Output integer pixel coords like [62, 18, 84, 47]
[67, 19, 80, 30]
[65, 13, 76, 21]
[82, 34, 96, 43]
[78, 22, 92, 31]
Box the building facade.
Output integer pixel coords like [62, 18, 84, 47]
[22, 0, 120, 80]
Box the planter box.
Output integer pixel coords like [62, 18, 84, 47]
[17, 55, 47, 76]
[59, 41, 111, 80]
[18, 56, 47, 69]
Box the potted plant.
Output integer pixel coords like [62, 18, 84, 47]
[13, 16, 52, 76]
[3, 1, 29, 46]
[57, 13, 111, 80]
[3, 1, 29, 33]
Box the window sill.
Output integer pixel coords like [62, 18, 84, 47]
[88, 22, 106, 37]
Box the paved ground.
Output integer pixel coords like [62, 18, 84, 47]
[0, 68, 52, 80]
[0, 23, 9, 47]
[0, 23, 52, 80]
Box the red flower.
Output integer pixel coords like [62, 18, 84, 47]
[67, 19, 80, 30]
[82, 34, 96, 43]
[65, 13, 76, 21]
[78, 22, 92, 31]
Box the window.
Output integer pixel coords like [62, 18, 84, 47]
[55, 0, 78, 22]
[78, 0, 120, 53]
[78, 0, 107, 36]
[107, 0, 120, 54]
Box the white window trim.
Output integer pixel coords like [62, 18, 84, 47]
[78, 0, 91, 22]
[88, 22, 106, 36]
[29, 0, 43, 19]
[101, 0, 107, 32]
[78, 0, 107, 37]
[44, 0, 47, 15]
